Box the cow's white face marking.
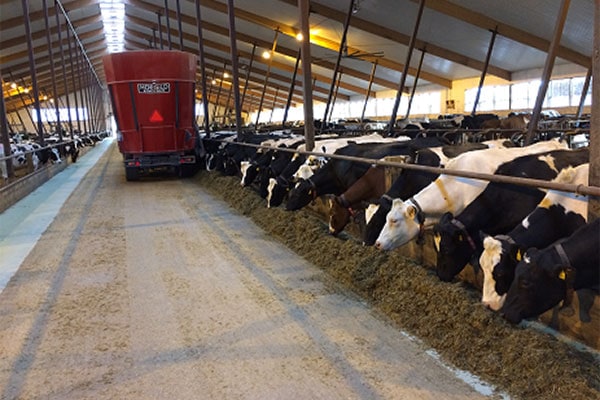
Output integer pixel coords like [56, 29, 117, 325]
[240, 161, 251, 185]
[266, 178, 277, 208]
[433, 233, 441, 253]
[375, 199, 421, 250]
[365, 203, 379, 224]
[294, 164, 314, 180]
[480, 236, 506, 310]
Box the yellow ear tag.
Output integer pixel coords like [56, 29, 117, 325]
[458, 234, 463, 241]
[558, 270, 566, 280]
[516, 250, 522, 261]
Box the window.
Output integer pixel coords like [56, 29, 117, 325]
[465, 85, 510, 112]
[31, 107, 88, 122]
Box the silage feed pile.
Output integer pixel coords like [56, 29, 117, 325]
[195, 171, 600, 400]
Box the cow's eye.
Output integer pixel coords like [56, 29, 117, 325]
[518, 279, 532, 290]
[390, 219, 398, 225]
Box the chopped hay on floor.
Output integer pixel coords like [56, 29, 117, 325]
[195, 170, 600, 400]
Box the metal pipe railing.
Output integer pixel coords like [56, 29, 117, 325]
[203, 138, 600, 198]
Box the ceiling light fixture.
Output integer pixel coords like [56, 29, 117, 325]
[100, 1, 125, 53]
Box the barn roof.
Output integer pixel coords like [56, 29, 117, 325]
[0, 0, 594, 114]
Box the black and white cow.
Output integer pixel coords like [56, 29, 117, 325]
[266, 133, 408, 208]
[431, 148, 589, 282]
[500, 218, 599, 324]
[240, 135, 304, 187]
[362, 141, 502, 246]
[285, 137, 446, 211]
[374, 140, 567, 251]
[479, 163, 590, 311]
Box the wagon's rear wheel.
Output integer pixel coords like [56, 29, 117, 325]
[125, 167, 140, 181]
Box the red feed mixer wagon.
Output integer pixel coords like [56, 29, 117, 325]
[103, 50, 203, 180]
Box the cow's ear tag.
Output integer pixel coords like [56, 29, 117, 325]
[458, 234, 463, 241]
[257, 167, 260, 171]
[558, 270, 566, 280]
[516, 250, 522, 261]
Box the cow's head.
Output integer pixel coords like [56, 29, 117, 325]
[500, 248, 569, 324]
[285, 179, 316, 211]
[267, 177, 289, 208]
[258, 167, 275, 199]
[479, 234, 515, 311]
[240, 161, 254, 186]
[433, 212, 476, 282]
[365, 203, 379, 225]
[374, 198, 422, 251]
[328, 195, 351, 236]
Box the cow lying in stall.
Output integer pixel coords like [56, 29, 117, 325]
[479, 164, 590, 312]
[431, 148, 589, 282]
[373, 139, 567, 251]
[500, 218, 599, 324]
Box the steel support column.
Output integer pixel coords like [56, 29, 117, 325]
[55, 0, 73, 138]
[387, 0, 425, 135]
[576, 68, 592, 118]
[223, 84, 233, 124]
[10, 72, 38, 132]
[226, 0, 244, 138]
[269, 87, 279, 123]
[75, 47, 88, 134]
[406, 49, 426, 118]
[157, 11, 164, 50]
[212, 66, 225, 121]
[164, 0, 172, 50]
[589, 0, 600, 220]
[471, 29, 497, 116]
[254, 30, 280, 127]
[175, 0, 184, 50]
[21, 0, 45, 143]
[282, 48, 301, 127]
[525, 0, 571, 144]
[298, 0, 315, 150]
[43, 0, 62, 139]
[65, 23, 82, 134]
[195, 0, 211, 135]
[328, 72, 343, 123]
[361, 60, 378, 123]
[240, 43, 257, 111]
[322, 0, 354, 129]
[1, 70, 14, 180]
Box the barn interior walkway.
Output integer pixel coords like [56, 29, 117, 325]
[0, 138, 113, 292]
[0, 142, 503, 399]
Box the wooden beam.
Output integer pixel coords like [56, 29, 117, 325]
[419, 0, 591, 69]
[126, 0, 404, 91]
[0, 0, 95, 31]
[196, 0, 453, 87]
[277, 0, 510, 82]
[124, 22, 364, 96]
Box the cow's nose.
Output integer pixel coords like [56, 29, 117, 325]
[375, 241, 382, 250]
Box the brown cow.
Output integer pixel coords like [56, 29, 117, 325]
[328, 166, 387, 236]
